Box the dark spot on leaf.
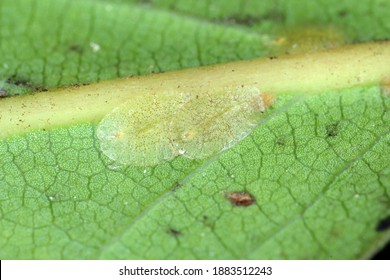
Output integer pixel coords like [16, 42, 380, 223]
[276, 137, 285, 146]
[214, 10, 284, 26]
[7, 77, 29, 87]
[68, 44, 84, 53]
[38, 87, 48, 92]
[6, 76, 47, 92]
[172, 181, 182, 191]
[71, 82, 90, 88]
[167, 228, 182, 237]
[226, 191, 255, 207]
[376, 215, 390, 232]
[338, 10, 348, 17]
[201, 215, 215, 229]
[269, 56, 278, 60]
[326, 123, 339, 137]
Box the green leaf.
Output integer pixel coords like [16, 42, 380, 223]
[0, 0, 389, 259]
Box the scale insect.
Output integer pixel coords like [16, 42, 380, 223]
[96, 86, 273, 166]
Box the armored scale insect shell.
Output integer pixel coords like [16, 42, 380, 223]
[96, 86, 270, 166]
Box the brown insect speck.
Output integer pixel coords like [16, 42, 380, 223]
[167, 228, 182, 237]
[226, 191, 255, 207]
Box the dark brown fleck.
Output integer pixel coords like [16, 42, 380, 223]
[226, 191, 255, 207]
[172, 181, 182, 191]
[68, 44, 84, 53]
[338, 10, 348, 17]
[326, 123, 339, 137]
[202, 215, 215, 229]
[6, 76, 47, 92]
[277, 139, 285, 146]
[167, 228, 182, 237]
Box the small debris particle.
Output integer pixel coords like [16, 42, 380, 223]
[326, 123, 339, 137]
[376, 215, 390, 232]
[5, 76, 47, 92]
[226, 191, 255, 207]
[167, 228, 182, 237]
[338, 10, 348, 17]
[68, 44, 83, 53]
[89, 42, 101, 52]
[7, 77, 29, 87]
[276, 137, 285, 146]
[202, 215, 215, 229]
[172, 181, 182, 191]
